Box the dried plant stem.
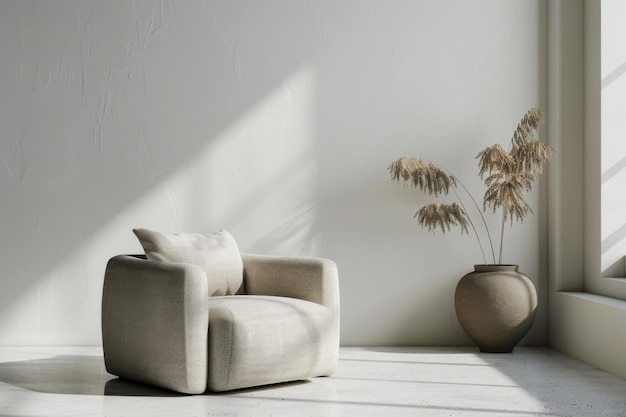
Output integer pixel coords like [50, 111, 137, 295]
[453, 176, 497, 265]
[499, 212, 506, 264]
[449, 185, 488, 265]
[435, 164, 496, 264]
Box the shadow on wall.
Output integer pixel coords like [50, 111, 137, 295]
[0, 1, 324, 344]
[1, 1, 549, 346]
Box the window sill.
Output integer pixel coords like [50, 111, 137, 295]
[558, 291, 626, 310]
[551, 291, 626, 380]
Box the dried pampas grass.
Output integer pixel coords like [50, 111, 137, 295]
[415, 203, 469, 235]
[389, 108, 554, 264]
[389, 157, 456, 197]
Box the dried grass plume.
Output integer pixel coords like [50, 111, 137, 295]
[389, 108, 554, 264]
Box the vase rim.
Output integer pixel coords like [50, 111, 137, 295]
[473, 264, 519, 271]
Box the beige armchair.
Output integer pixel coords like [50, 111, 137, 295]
[101, 230, 339, 394]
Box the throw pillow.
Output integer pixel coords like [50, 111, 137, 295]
[133, 228, 244, 296]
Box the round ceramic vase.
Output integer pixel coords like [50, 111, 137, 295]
[454, 264, 538, 353]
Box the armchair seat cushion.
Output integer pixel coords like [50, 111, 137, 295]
[207, 295, 338, 392]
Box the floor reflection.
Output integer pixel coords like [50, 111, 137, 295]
[0, 355, 181, 397]
[0, 353, 310, 398]
[0, 355, 111, 395]
[2, 347, 626, 417]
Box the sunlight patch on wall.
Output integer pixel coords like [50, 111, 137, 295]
[0, 67, 319, 345]
[117, 66, 322, 255]
[601, 0, 626, 276]
[208, 67, 322, 255]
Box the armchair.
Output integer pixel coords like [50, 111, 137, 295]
[101, 230, 339, 394]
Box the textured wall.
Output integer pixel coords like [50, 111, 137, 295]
[0, 0, 546, 346]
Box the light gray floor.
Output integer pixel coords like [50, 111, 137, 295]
[1, 346, 626, 417]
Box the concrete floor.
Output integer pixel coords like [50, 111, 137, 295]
[0, 346, 625, 417]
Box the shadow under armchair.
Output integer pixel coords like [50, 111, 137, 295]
[0, 354, 183, 397]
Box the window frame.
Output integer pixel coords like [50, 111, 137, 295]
[582, 0, 626, 299]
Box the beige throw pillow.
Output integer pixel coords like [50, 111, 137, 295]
[133, 228, 244, 296]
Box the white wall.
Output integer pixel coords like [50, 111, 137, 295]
[0, 0, 547, 346]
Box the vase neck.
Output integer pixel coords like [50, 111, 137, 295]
[474, 264, 519, 273]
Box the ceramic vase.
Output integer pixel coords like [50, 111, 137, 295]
[454, 264, 537, 353]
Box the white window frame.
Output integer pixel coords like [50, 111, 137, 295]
[582, 0, 626, 299]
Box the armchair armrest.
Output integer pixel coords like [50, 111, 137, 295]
[102, 255, 209, 394]
[241, 254, 340, 313]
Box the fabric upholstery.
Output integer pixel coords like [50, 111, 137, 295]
[102, 239, 340, 394]
[102, 255, 209, 394]
[241, 253, 340, 314]
[133, 228, 244, 296]
[207, 295, 338, 392]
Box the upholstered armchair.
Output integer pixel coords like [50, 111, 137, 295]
[101, 229, 340, 394]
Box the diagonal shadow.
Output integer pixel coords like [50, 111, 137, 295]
[340, 357, 491, 367]
[350, 347, 626, 416]
[0, 353, 312, 397]
[601, 156, 626, 184]
[0, 1, 323, 343]
[601, 61, 626, 90]
[601, 223, 626, 255]
[0, 354, 184, 396]
[232, 394, 558, 416]
[0, 355, 115, 396]
[479, 348, 626, 415]
[331, 375, 518, 388]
